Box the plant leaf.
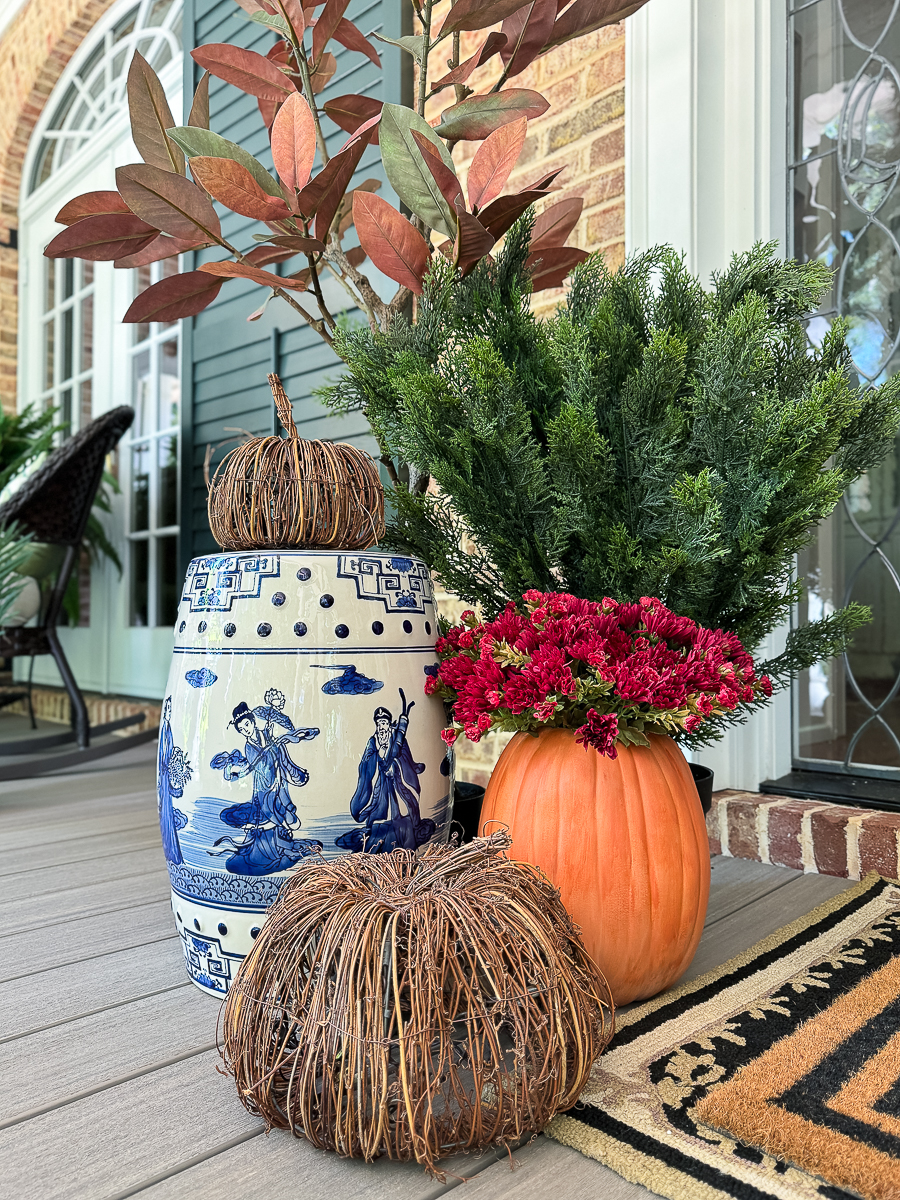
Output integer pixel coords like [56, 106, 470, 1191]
[269, 0, 306, 37]
[522, 166, 566, 191]
[345, 245, 366, 268]
[168, 126, 284, 198]
[543, 0, 648, 51]
[116, 163, 223, 242]
[478, 189, 546, 238]
[191, 44, 297, 101]
[336, 178, 382, 235]
[247, 9, 291, 35]
[198, 260, 308, 289]
[114, 233, 208, 269]
[308, 139, 367, 241]
[189, 157, 291, 221]
[410, 130, 464, 211]
[480, 31, 510, 63]
[267, 233, 327, 251]
[333, 18, 381, 66]
[123, 271, 224, 322]
[454, 211, 495, 275]
[188, 72, 210, 129]
[271, 92, 317, 193]
[127, 51, 185, 175]
[353, 192, 430, 295]
[441, 0, 534, 35]
[500, 0, 557, 77]
[380, 103, 457, 238]
[372, 32, 425, 61]
[55, 191, 131, 226]
[530, 196, 583, 250]
[245, 245, 297, 267]
[526, 245, 590, 289]
[44, 213, 158, 261]
[467, 116, 527, 211]
[323, 94, 382, 141]
[310, 51, 337, 94]
[313, 0, 350, 62]
[435, 90, 550, 141]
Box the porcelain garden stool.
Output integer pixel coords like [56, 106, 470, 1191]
[157, 549, 449, 996]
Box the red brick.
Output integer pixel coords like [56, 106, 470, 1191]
[858, 813, 900, 879]
[590, 126, 625, 171]
[767, 800, 826, 871]
[548, 90, 625, 153]
[585, 43, 626, 98]
[586, 202, 624, 246]
[810, 806, 861, 878]
[724, 794, 785, 862]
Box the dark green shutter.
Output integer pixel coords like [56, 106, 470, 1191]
[180, 0, 410, 566]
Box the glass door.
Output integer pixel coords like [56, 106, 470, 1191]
[789, 0, 900, 780]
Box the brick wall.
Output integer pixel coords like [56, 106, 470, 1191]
[0, 0, 117, 414]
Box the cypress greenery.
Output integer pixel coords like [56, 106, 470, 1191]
[327, 225, 900, 744]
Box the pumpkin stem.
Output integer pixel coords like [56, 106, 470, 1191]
[268, 373, 298, 440]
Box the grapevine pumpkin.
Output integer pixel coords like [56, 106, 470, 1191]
[480, 729, 711, 1005]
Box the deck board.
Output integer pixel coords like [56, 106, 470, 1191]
[0, 742, 862, 1199]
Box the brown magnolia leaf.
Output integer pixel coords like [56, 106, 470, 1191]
[198, 260, 308, 289]
[271, 0, 306, 35]
[344, 245, 366, 268]
[310, 52, 337, 94]
[191, 44, 297, 101]
[336, 178, 382, 236]
[114, 233, 208, 269]
[189, 157, 291, 222]
[311, 138, 367, 241]
[117, 163, 222, 242]
[258, 97, 280, 129]
[543, 0, 648, 51]
[332, 18, 380, 66]
[480, 31, 510, 64]
[286, 266, 312, 287]
[522, 166, 566, 191]
[324, 95, 382, 141]
[478, 189, 547, 238]
[441, 0, 534, 35]
[233, 0, 276, 14]
[454, 211, 495, 276]
[268, 234, 327, 252]
[313, 0, 350, 62]
[353, 192, 430, 295]
[245, 245, 300, 267]
[189, 72, 210, 130]
[127, 51, 185, 174]
[526, 245, 590, 289]
[55, 191, 131, 226]
[410, 131, 464, 211]
[531, 196, 583, 250]
[467, 116, 527, 211]
[501, 0, 557, 77]
[45, 213, 158, 261]
[271, 93, 317, 194]
[123, 270, 224, 322]
[338, 111, 382, 150]
[434, 89, 550, 141]
[431, 36, 496, 92]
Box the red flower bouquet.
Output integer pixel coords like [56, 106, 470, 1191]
[429, 591, 772, 757]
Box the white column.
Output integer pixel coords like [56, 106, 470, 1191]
[626, 0, 792, 791]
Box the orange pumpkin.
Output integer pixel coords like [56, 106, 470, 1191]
[480, 729, 710, 1005]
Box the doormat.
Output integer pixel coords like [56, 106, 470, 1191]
[546, 873, 900, 1200]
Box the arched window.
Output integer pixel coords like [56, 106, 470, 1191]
[18, 0, 184, 690]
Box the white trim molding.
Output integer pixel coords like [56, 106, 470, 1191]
[626, 0, 792, 790]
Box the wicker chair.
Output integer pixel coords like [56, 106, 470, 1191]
[0, 406, 134, 749]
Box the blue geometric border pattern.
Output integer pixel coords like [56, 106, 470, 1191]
[178, 928, 244, 994]
[181, 555, 281, 614]
[336, 555, 434, 613]
[167, 861, 285, 910]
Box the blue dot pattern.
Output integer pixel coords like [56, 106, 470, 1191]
[198, 620, 207, 633]
[224, 623, 236, 637]
[335, 624, 350, 639]
[320, 594, 334, 608]
[403, 620, 413, 634]
[294, 621, 307, 637]
[297, 568, 311, 581]
[257, 623, 272, 637]
[218, 922, 228, 936]
[372, 620, 384, 635]
[272, 592, 286, 606]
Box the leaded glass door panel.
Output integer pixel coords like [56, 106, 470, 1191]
[790, 0, 900, 778]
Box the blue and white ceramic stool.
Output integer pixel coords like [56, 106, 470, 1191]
[157, 550, 450, 996]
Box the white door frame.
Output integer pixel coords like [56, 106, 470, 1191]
[625, 0, 792, 791]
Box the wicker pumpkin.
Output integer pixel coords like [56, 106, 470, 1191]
[221, 832, 614, 1177]
[480, 730, 711, 1005]
[208, 374, 385, 551]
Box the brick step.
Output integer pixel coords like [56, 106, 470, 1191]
[708, 790, 900, 881]
[0, 685, 160, 736]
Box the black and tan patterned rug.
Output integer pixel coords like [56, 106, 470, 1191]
[546, 873, 900, 1200]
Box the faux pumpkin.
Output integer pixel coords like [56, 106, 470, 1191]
[480, 729, 710, 1005]
[207, 374, 384, 552]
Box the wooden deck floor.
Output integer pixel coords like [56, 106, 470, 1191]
[0, 740, 856, 1200]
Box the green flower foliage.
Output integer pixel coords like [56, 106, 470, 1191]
[328, 227, 900, 717]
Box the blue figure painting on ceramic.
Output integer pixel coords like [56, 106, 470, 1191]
[158, 550, 450, 997]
